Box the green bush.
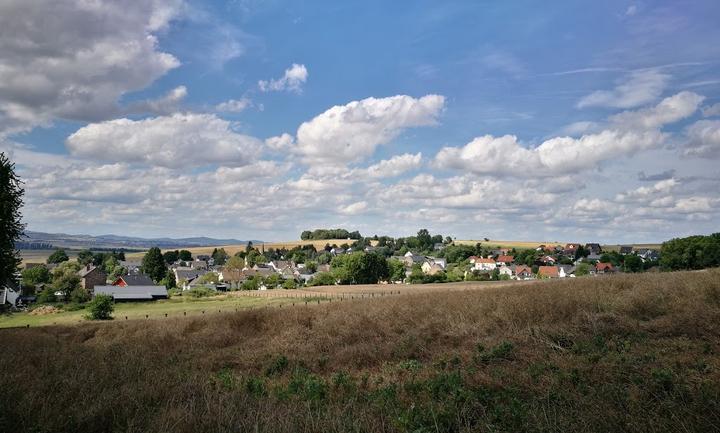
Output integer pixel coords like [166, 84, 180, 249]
[36, 287, 57, 303]
[167, 287, 182, 297]
[185, 287, 217, 298]
[86, 295, 114, 320]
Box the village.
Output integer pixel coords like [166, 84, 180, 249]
[3, 232, 663, 307]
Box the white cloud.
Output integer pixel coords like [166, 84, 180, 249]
[129, 86, 187, 115]
[216, 98, 251, 113]
[435, 92, 702, 177]
[295, 94, 445, 165]
[258, 63, 308, 93]
[0, 0, 182, 134]
[265, 133, 295, 151]
[365, 153, 423, 178]
[66, 113, 263, 168]
[339, 201, 368, 215]
[683, 119, 720, 158]
[577, 70, 669, 109]
[702, 103, 720, 117]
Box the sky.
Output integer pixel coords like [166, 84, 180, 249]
[1, 0, 719, 243]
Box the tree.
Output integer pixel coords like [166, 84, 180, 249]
[332, 252, 389, 285]
[212, 248, 229, 265]
[77, 249, 94, 266]
[178, 249, 192, 261]
[47, 249, 69, 264]
[225, 255, 245, 271]
[660, 233, 720, 271]
[86, 294, 114, 320]
[388, 259, 406, 282]
[163, 250, 179, 264]
[282, 279, 297, 289]
[163, 269, 176, 290]
[575, 263, 590, 276]
[21, 266, 50, 287]
[51, 261, 81, 299]
[0, 152, 24, 288]
[416, 229, 433, 252]
[309, 272, 336, 286]
[141, 247, 167, 282]
[623, 254, 643, 273]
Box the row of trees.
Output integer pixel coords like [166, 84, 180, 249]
[660, 233, 720, 270]
[300, 229, 362, 240]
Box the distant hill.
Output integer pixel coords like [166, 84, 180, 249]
[21, 231, 259, 250]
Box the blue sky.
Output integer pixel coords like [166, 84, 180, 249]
[1, 0, 719, 242]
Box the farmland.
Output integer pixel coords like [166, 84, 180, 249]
[1, 270, 719, 432]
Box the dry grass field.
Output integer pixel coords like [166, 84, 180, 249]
[1, 270, 719, 432]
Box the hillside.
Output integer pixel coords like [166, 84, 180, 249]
[21, 230, 255, 250]
[1, 270, 719, 432]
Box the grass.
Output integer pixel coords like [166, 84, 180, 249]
[0, 294, 289, 328]
[1, 270, 719, 432]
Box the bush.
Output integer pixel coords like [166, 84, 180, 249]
[167, 288, 182, 297]
[69, 287, 90, 303]
[86, 295, 114, 320]
[36, 287, 57, 303]
[185, 287, 217, 298]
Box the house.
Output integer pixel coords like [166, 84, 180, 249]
[498, 265, 513, 278]
[495, 255, 514, 266]
[514, 265, 534, 280]
[595, 262, 615, 274]
[473, 258, 496, 271]
[119, 260, 142, 272]
[174, 268, 208, 289]
[112, 274, 154, 287]
[558, 265, 575, 278]
[563, 243, 581, 256]
[619, 246, 633, 255]
[219, 268, 244, 284]
[401, 251, 425, 267]
[433, 243, 446, 251]
[421, 262, 445, 275]
[539, 255, 557, 265]
[636, 249, 660, 261]
[330, 247, 345, 256]
[94, 285, 168, 301]
[268, 260, 291, 272]
[1, 284, 21, 307]
[585, 243, 602, 254]
[425, 257, 447, 269]
[78, 264, 107, 293]
[538, 266, 559, 278]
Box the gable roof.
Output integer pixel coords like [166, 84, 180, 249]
[475, 258, 496, 264]
[496, 255, 514, 263]
[596, 262, 614, 271]
[514, 265, 532, 275]
[94, 285, 168, 300]
[114, 274, 154, 286]
[538, 266, 559, 278]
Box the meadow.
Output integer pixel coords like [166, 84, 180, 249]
[1, 270, 719, 432]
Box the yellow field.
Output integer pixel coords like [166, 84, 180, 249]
[454, 239, 565, 249]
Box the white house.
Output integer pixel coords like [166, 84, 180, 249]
[473, 258, 497, 271]
[498, 265, 513, 278]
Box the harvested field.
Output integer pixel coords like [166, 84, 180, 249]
[1, 270, 719, 432]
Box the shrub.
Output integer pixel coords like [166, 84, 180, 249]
[69, 287, 90, 303]
[185, 287, 217, 298]
[86, 295, 114, 320]
[167, 288, 182, 297]
[36, 287, 57, 303]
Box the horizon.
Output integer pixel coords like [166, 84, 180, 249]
[1, 1, 719, 244]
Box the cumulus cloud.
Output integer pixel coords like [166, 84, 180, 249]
[265, 133, 295, 151]
[0, 0, 182, 134]
[215, 98, 251, 113]
[66, 113, 263, 168]
[365, 153, 423, 178]
[434, 92, 702, 177]
[577, 70, 669, 109]
[258, 64, 308, 93]
[129, 86, 187, 115]
[703, 103, 720, 117]
[339, 201, 368, 215]
[295, 94, 445, 165]
[683, 119, 720, 158]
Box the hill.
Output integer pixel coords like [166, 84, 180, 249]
[21, 230, 255, 250]
[1, 270, 719, 432]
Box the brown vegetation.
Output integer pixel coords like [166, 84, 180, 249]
[1, 270, 719, 432]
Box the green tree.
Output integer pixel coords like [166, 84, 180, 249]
[86, 294, 114, 320]
[51, 261, 81, 299]
[623, 254, 643, 273]
[225, 255, 245, 271]
[388, 259, 406, 282]
[309, 272, 336, 286]
[575, 263, 590, 276]
[282, 279, 297, 289]
[178, 249, 192, 261]
[77, 249, 94, 266]
[21, 266, 50, 287]
[47, 249, 69, 264]
[332, 252, 389, 284]
[304, 260, 318, 273]
[141, 247, 167, 282]
[660, 233, 720, 271]
[163, 250, 179, 264]
[162, 269, 176, 290]
[0, 152, 24, 288]
[212, 248, 229, 265]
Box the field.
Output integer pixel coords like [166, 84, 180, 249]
[0, 280, 513, 329]
[1, 270, 719, 432]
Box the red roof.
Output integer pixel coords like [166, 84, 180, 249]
[496, 255, 514, 263]
[538, 266, 559, 278]
[475, 258, 496, 264]
[596, 262, 613, 271]
[515, 265, 532, 275]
